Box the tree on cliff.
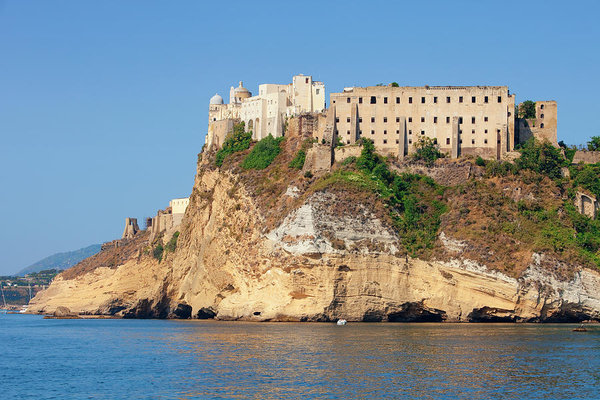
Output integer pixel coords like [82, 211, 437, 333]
[518, 100, 536, 119]
[587, 136, 600, 151]
[411, 137, 444, 167]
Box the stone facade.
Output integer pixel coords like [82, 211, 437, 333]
[206, 75, 325, 148]
[327, 85, 517, 160]
[122, 218, 139, 239]
[516, 100, 558, 146]
[572, 151, 600, 164]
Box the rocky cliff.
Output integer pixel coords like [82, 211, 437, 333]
[29, 118, 600, 322]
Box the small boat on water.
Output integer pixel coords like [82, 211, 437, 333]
[336, 319, 347, 326]
[573, 324, 588, 332]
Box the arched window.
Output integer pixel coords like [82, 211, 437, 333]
[540, 123, 544, 128]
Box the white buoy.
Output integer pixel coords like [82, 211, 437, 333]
[336, 319, 347, 325]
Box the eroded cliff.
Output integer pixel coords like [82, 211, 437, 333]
[29, 117, 600, 322]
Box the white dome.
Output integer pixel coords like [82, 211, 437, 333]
[210, 93, 224, 105]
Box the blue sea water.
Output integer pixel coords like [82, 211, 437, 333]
[0, 314, 599, 399]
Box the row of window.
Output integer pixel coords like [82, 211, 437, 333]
[336, 115, 509, 124]
[339, 128, 501, 136]
[338, 95, 504, 105]
[342, 138, 495, 146]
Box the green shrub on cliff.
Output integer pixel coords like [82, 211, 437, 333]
[152, 244, 164, 262]
[515, 138, 565, 179]
[411, 137, 445, 167]
[570, 163, 600, 198]
[289, 149, 306, 170]
[216, 122, 252, 167]
[353, 138, 447, 255]
[165, 231, 180, 253]
[242, 134, 284, 170]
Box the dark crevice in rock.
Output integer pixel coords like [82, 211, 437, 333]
[468, 307, 518, 322]
[170, 303, 192, 319]
[197, 307, 216, 319]
[387, 302, 447, 322]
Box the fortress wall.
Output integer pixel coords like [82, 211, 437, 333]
[572, 151, 600, 164]
[304, 145, 332, 173]
[334, 145, 362, 163]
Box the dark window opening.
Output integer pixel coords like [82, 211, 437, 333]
[433, 138, 438, 144]
[384, 97, 388, 104]
[408, 117, 412, 122]
[434, 96, 438, 103]
[446, 138, 450, 145]
[498, 96, 502, 103]
[396, 97, 400, 104]
[472, 129, 475, 134]
[384, 130, 387, 135]
[446, 116, 450, 123]
[396, 130, 399, 134]
[346, 117, 350, 123]
[371, 130, 375, 135]
[396, 139, 399, 144]
[409, 139, 412, 144]
[409, 130, 412, 135]
[421, 130, 425, 135]
[484, 116, 488, 122]
[458, 117, 463, 124]
[484, 139, 488, 144]
[370, 96, 376, 104]
[541, 104, 545, 109]
[540, 114, 544, 119]
[459, 96, 463, 103]
[383, 117, 387, 123]
[485, 129, 488, 134]
[421, 97, 425, 103]
[421, 117, 425, 123]
[471, 117, 475, 124]
[434, 117, 438, 123]
[540, 123, 545, 128]
[359, 117, 363, 123]
[359, 97, 363, 104]
[347, 97, 350, 103]
[484, 96, 488, 103]
[471, 96, 476, 103]
[472, 139, 475, 144]
[383, 139, 387, 144]
[447, 96, 451, 103]
[371, 117, 375, 123]
[347, 130, 350, 135]
[335, 117, 339, 123]
[396, 117, 400, 123]
[408, 97, 413, 104]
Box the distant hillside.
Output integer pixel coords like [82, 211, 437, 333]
[17, 244, 102, 276]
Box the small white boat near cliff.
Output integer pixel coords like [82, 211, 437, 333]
[336, 319, 347, 325]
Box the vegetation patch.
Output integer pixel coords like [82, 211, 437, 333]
[152, 244, 164, 262]
[216, 122, 252, 167]
[165, 231, 180, 253]
[242, 134, 285, 170]
[411, 137, 445, 166]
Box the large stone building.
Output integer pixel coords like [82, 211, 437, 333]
[325, 85, 557, 160]
[206, 75, 325, 147]
[206, 77, 558, 161]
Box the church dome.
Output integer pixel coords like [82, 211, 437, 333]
[209, 93, 224, 105]
[234, 81, 251, 98]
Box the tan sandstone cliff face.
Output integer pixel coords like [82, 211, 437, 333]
[28, 161, 600, 322]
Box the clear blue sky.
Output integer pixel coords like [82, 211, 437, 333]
[1, 1, 599, 275]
